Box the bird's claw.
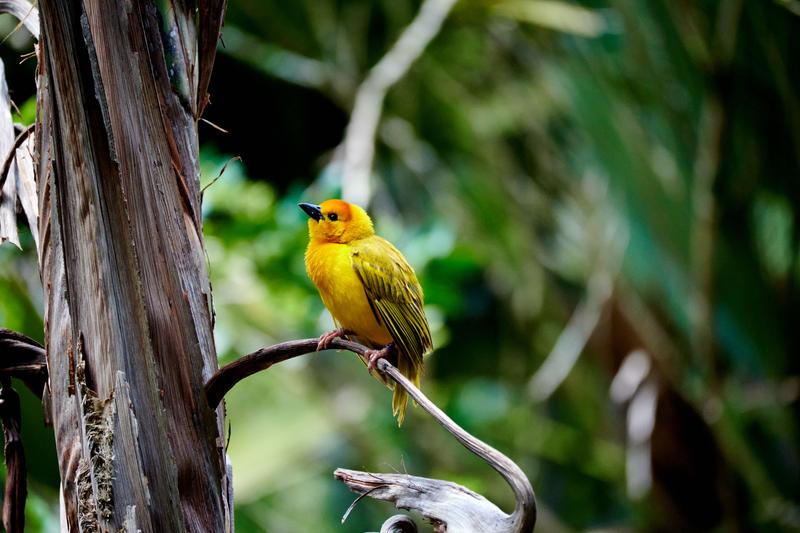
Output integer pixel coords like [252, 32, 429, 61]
[366, 343, 394, 373]
[317, 328, 348, 351]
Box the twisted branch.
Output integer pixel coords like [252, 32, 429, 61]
[379, 514, 418, 533]
[206, 337, 536, 532]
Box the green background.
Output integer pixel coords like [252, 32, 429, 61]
[1, 0, 798, 531]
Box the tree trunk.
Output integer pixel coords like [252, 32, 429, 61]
[35, 1, 230, 530]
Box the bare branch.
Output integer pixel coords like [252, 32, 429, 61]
[340, 0, 458, 205]
[369, 357, 536, 532]
[336, 469, 510, 532]
[206, 338, 536, 532]
[205, 338, 368, 409]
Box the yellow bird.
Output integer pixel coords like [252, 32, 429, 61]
[300, 199, 432, 425]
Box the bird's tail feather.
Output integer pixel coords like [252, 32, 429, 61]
[392, 356, 420, 426]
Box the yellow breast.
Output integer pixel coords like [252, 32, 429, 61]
[305, 241, 392, 345]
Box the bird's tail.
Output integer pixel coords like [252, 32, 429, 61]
[392, 355, 420, 426]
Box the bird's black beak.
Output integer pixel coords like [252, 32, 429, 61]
[299, 202, 323, 221]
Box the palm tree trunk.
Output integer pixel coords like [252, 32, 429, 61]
[36, 1, 230, 530]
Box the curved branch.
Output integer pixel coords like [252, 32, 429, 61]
[205, 337, 536, 532]
[374, 357, 536, 532]
[205, 337, 368, 409]
[380, 514, 418, 533]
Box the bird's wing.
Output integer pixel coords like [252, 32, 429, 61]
[350, 237, 432, 364]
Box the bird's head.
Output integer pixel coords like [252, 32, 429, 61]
[299, 199, 374, 243]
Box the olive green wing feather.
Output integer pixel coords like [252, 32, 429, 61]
[350, 237, 432, 366]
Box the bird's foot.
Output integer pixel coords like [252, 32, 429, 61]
[365, 343, 394, 373]
[317, 328, 350, 351]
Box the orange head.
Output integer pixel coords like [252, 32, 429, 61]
[299, 199, 374, 243]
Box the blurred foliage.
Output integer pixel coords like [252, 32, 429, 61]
[2, 0, 800, 531]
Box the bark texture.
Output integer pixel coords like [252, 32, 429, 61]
[35, 1, 229, 530]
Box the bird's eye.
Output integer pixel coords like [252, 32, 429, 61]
[328, 213, 338, 221]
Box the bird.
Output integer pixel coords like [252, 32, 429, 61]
[300, 199, 432, 425]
